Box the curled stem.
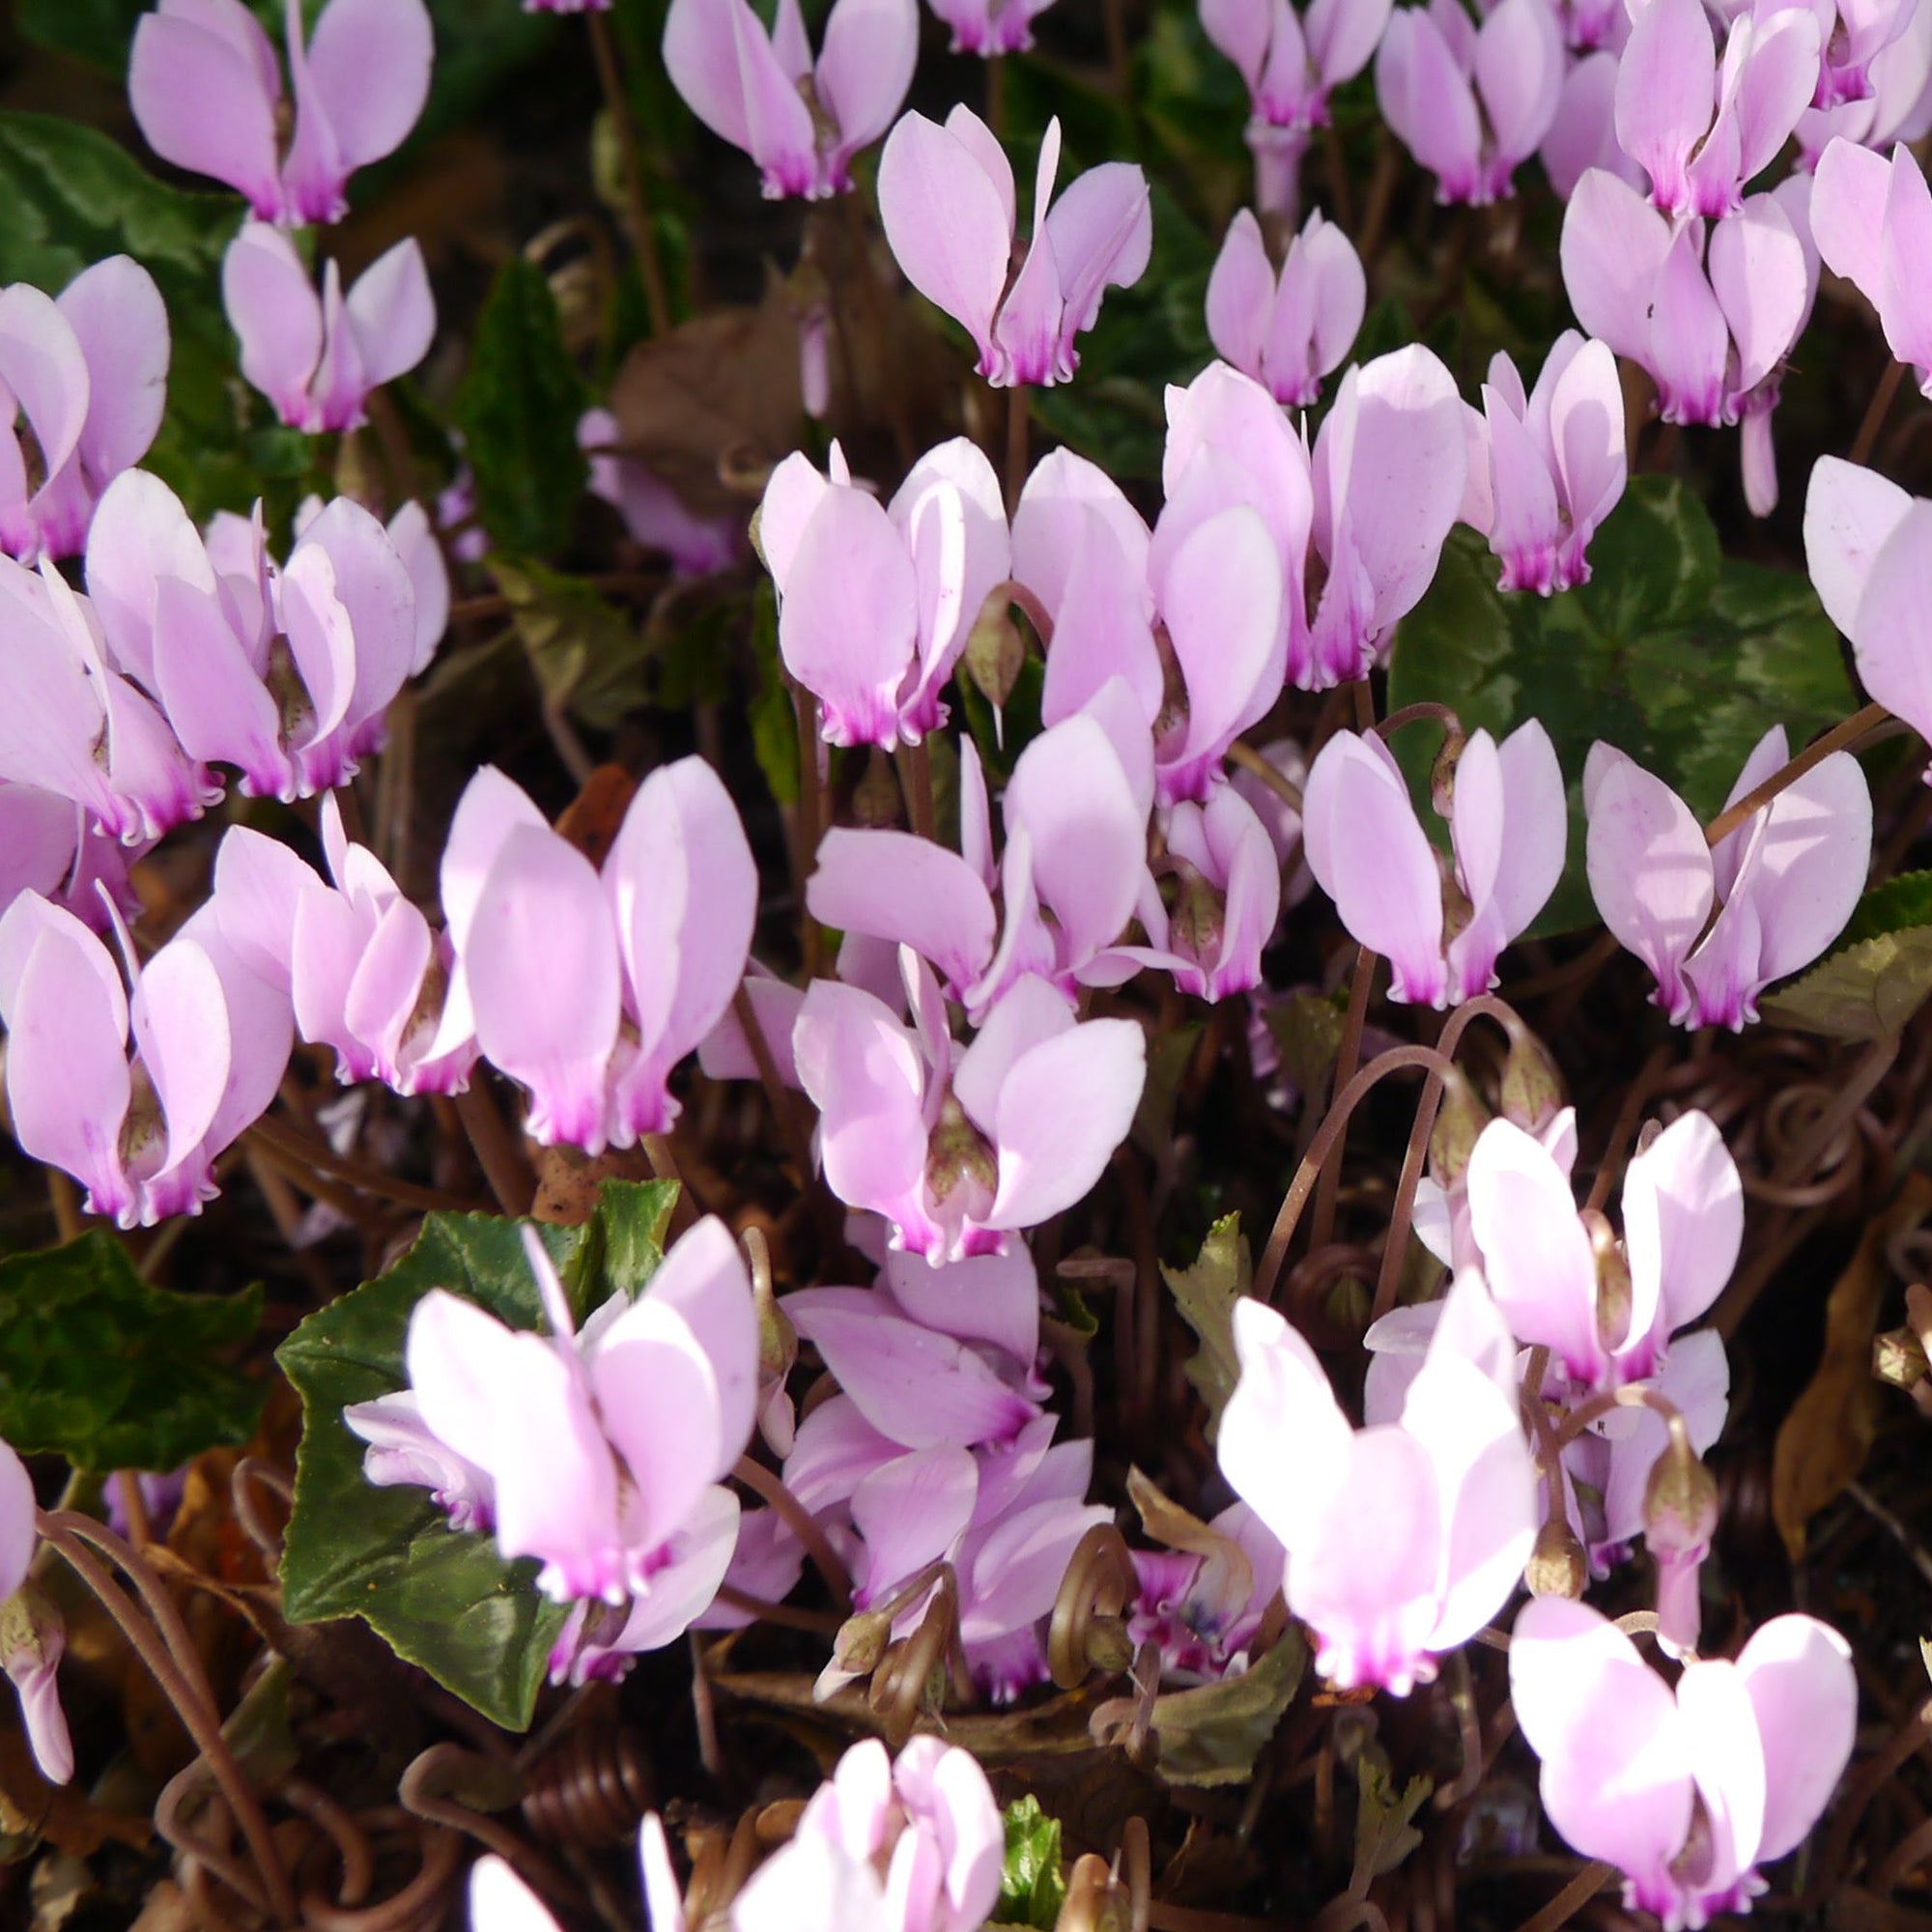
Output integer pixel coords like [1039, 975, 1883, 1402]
[1257, 1044, 1463, 1305]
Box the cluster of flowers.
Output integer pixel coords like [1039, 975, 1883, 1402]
[0, 0, 1909, 1924]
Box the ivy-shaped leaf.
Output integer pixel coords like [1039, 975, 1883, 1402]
[452, 259, 589, 558]
[1388, 476, 1858, 935]
[0, 1233, 262, 1471]
[1759, 871, 1932, 1040]
[276, 1181, 677, 1730]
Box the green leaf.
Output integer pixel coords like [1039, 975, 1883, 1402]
[1387, 476, 1859, 935]
[1149, 1632, 1306, 1786]
[749, 581, 800, 809]
[452, 259, 589, 558]
[276, 1184, 674, 1729]
[1355, 1760, 1433, 1879]
[1161, 1215, 1251, 1442]
[1759, 871, 1932, 1039]
[996, 1797, 1067, 1930]
[0, 1233, 262, 1472]
[14, 0, 146, 71]
[0, 113, 256, 523]
[485, 557, 650, 728]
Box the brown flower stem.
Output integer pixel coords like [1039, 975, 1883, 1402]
[1851, 356, 1908, 469]
[454, 1081, 538, 1216]
[1371, 994, 1521, 1321]
[1550, 1382, 1689, 1454]
[1256, 1042, 1462, 1303]
[1006, 384, 1031, 516]
[246, 1114, 478, 1215]
[38, 1516, 299, 1928]
[732, 1455, 853, 1609]
[792, 679, 826, 980]
[1227, 740, 1302, 812]
[730, 984, 820, 1202]
[1309, 946, 1378, 1251]
[586, 11, 671, 337]
[46, 1169, 82, 1242]
[895, 738, 936, 842]
[1508, 1861, 1617, 1932]
[1581, 1040, 1674, 1215]
[1704, 700, 1890, 847]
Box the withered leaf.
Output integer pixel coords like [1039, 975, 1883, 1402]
[607, 274, 802, 521]
[1355, 1758, 1433, 1880]
[1773, 1171, 1932, 1557]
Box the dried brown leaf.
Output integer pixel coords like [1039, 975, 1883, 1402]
[1773, 1171, 1932, 1558]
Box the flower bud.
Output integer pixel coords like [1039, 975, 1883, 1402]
[1523, 1515, 1588, 1599]
[963, 589, 1027, 714]
[0, 1585, 71, 1785]
[1643, 1432, 1719, 1657]
[834, 1609, 894, 1677]
[1429, 1070, 1492, 1186]
[1499, 1028, 1564, 1134]
[1582, 1208, 1633, 1351]
[924, 1092, 999, 1214]
[1873, 1321, 1928, 1396]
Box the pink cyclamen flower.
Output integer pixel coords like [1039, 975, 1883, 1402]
[82, 471, 421, 802]
[1302, 721, 1566, 1007]
[1804, 456, 1932, 772]
[1584, 732, 1872, 1029]
[764, 1737, 1002, 1932]
[877, 109, 1152, 388]
[0, 784, 143, 935]
[1799, 0, 1921, 106]
[1614, 0, 1820, 218]
[1305, 347, 1469, 685]
[222, 223, 435, 434]
[663, 0, 917, 199]
[1200, 0, 1395, 209]
[0, 260, 168, 563]
[1510, 1599, 1857, 1931]
[1129, 1494, 1287, 1683]
[1561, 173, 1811, 430]
[580, 409, 740, 577]
[1461, 332, 1626, 595]
[0, 892, 292, 1228]
[927, 0, 1058, 52]
[1810, 137, 1932, 395]
[1464, 1109, 1743, 1390]
[1797, 0, 1932, 161]
[440, 756, 757, 1152]
[1218, 1276, 1538, 1694]
[793, 962, 1146, 1264]
[361, 1221, 753, 1627]
[759, 438, 1009, 749]
[807, 701, 1159, 1015]
[210, 796, 478, 1097]
[1206, 208, 1366, 407]
[1375, 0, 1565, 205]
[129, 0, 433, 227]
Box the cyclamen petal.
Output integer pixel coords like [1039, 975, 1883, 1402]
[129, 0, 432, 226]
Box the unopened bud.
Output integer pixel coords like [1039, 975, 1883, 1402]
[1325, 1271, 1371, 1335]
[832, 1609, 893, 1677]
[0, 1585, 71, 1785]
[1499, 1029, 1564, 1133]
[1524, 1516, 1588, 1599]
[1642, 1436, 1719, 1561]
[963, 589, 1027, 712]
[925, 1093, 998, 1211]
[1582, 1208, 1633, 1350]
[1429, 1071, 1492, 1186]
[1169, 867, 1227, 972]
[1430, 727, 1468, 817]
